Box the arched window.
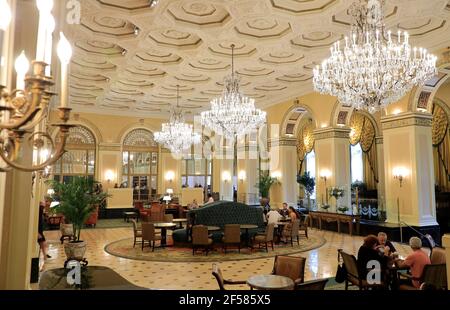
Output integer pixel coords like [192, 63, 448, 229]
[351, 143, 364, 183]
[305, 150, 316, 199]
[52, 126, 96, 183]
[122, 129, 159, 201]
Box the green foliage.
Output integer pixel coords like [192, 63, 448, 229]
[297, 171, 315, 197]
[47, 177, 109, 242]
[256, 171, 279, 198]
[351, 181, 367, 192]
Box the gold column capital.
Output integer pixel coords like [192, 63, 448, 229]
[381, 112, 432, 130]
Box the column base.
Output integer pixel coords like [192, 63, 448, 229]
[30, 257, 39, 283]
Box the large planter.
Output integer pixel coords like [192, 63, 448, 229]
[260, 197, 270, 206]
[64, 241, 87, 261]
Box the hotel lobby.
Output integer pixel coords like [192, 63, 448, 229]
[0, 0, 450, 292]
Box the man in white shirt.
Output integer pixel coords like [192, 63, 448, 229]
[266, 207, 282, 228]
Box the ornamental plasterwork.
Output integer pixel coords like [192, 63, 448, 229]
[313, 128, 350, 140]
[381, 114, 432, 130]
[98, 143, 121, 151]
[432, 102, 449, 146]
[123, 129, 158, 147]
[268, 137, 297, 148]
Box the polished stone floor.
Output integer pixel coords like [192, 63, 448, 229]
[38, 227, 412, 290]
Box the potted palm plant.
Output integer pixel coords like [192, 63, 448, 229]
[297, 171, 315, 210]
[256, 171, 279, 208]
[47, 177, 109, 261]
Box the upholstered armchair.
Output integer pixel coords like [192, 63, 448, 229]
[398, 264, 447, 290]
[131, 219, 142, 248]
[150, 203, 166, 222]
[192, 225, 213, 255]
[222, 224, 241, 254]
[299, 215, 309, 239]
[272, 255, 306, 288]
[253, 223, 275, 252]
[339, 250, 385, 290]
[141, 222, 162, 251]
[296, 278, 328, 290]
[85, 205, 99, 227]
[211, 263, 246, 290]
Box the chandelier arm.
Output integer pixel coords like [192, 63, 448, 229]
[0, 125, 69, 172]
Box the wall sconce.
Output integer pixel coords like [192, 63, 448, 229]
[393, 167, 409, 188]
[46, 188, 55, 196]
[271, 171, 282, 181]
[392, 109, 402, 115]
[166, 188, 174, 195]
[105, 170, 114, 183]
[238, 170, 246, 182]
[320, 169, 331, 182]
[222, 171, 231, 183]
[165, 170, 175, 183]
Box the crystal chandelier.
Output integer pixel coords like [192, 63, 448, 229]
[313, 0, 437, 113]
[154, 86, 201, 154]
[201, 44, 266, 139]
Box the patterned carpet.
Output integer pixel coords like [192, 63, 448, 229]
[104, 235, 326, 262]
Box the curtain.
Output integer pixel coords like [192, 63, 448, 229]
[432, 102, 450, 192]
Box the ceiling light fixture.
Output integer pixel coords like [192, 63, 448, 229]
[154, 85, 201, 155]
[313, 0, 437, 113]
[200, 44, 266, 139]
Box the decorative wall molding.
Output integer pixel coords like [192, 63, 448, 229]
[381, 112, 432, 130]
[268, 137, 297, 147]
[313, 127, 351, 140]
[98, 143, 121, 152]
[375, 136, 384, 144]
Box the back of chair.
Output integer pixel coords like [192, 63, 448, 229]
[265, 223, 275, 242]
[164, 214, 174, 222]
[421, 264, 447, 289]
[296, 278, 328, 290]
[301, 215, 309, 227]
[224, 224, 241, 243]
[290, 219, 300, 237]
[430, 247, 446, 264]
[339, 250, 360, 279]
[211, 263, 225, 290]
[131, 219, 139, 234]
[192, 225, 209, 245]
[150, 203, 166, 222]
[273, 255, 306, 283]
[142, 222, 156, 240]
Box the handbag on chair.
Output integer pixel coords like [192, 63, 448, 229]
[335, 249, 347, 283]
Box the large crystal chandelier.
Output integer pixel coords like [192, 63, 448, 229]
[154, 86, 201, 154]
[313, 0, 437, 113]
[201, 44, 266, 139]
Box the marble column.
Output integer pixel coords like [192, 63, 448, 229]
[268, 137, 298, 208]
[375, 136, 386, 218]
[313, 128, 351, 212]
[381, 112, 438, 228]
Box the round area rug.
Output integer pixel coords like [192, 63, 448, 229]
[104, 235, 326, 262]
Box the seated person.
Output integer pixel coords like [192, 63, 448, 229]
[279, 202, 289, 217]
[266, 207, 282, 228]
[357, 235, 389, 280]
[205, 193, 214, 205]
[188, 199, 199, 210]
[395, 237, 431, 288]
[377, 232, 396, 255]
[280, 207, 300, 242]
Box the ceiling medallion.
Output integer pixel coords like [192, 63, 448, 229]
[200, 44, 266, 139]
[313, 0, 437, 113]
[154, 86, 201, 155]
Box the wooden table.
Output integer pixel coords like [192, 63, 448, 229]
[153, 222, 177, 246]
[247, 275, 294, 290]
[123, 211, 138, 222]
[207, 226, 221, 231]
[173, 218, 187, 228]
[309, 211, 360, 235]
[240, 224, 259, 247]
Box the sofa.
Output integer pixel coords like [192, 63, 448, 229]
[172, 201, 264, 243]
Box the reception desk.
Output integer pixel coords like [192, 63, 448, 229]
[309, 211, 361, 236]
[107, 188, 133, 209]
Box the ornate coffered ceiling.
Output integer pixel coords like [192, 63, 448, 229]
[64, 0, 450, 118]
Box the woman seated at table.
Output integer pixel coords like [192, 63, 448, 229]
[280, 207, 299, 242]
[357, 234, 390, 281]
[188, 199, 199, 210]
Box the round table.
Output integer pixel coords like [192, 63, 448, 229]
[153, 222, 177, 246]
[207, 226, 221, 231]
[173, 218, 187, 228]
[247, 275, 294, 290]
[240, 224, 258, 247]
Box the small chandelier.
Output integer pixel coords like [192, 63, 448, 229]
[201, 44, 266, 139]
[313, 0, 437, 113]
[154, 86, 201, 154]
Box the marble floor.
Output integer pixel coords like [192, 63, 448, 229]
[38, 227, 413, 290]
